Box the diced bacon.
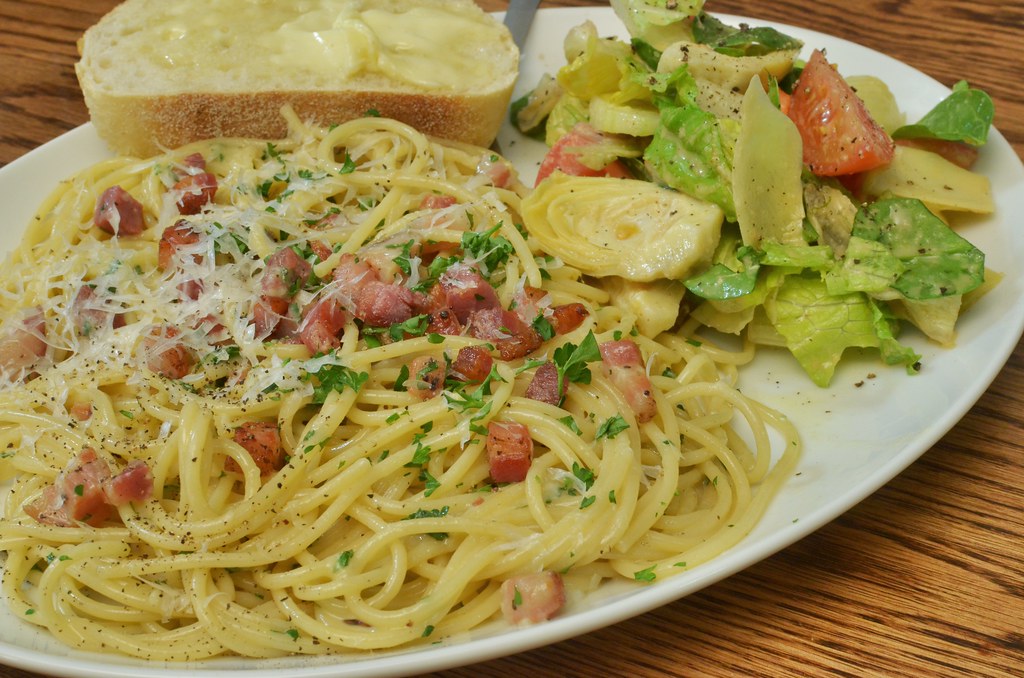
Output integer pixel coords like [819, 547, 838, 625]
[69, 402, 93, 421]
[468, 307, 542, 361]
[299, 297, 349, 354]
[23, 448, 151, 527]
[549, 303, 589, 335]
[407, 355, 444, 400]
[513, 285, 549, 324]
[450, 345, 493, 383]
[103, 460, 154, 506]
[486, 420, 533, 483]
[178, 279, 205, 301]
[331, 253, 378, 311]
[173, 171, 218, 215]
[140, 324, 194, 379]
[94, 185, 145, 236]
[438, 263, 501, 324]
[426, 307, 463, 336]
[261, 247, 312, 299]
[513, 286, 589, 337]
[193, 313, 230, 345]
[158, 220, 202, 270]
[500, 571, 566, 625]
[227, 421, 285, 477]
[308, 239, 334, 262]
[355, 281, 419, 327]
[420, 194, 458, 210]
[599, 340, 657, 423]
[477, 155, 515, 189]
[0, 310, 47, 377]
[254, 295, 300, 340]
[181, 152, 206, 170]
[71, 285, 125, 336]
[253, 247, 312, 338]
[525, 361, 565, 406]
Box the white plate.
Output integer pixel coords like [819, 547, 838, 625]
[2, 7, 1023, 678]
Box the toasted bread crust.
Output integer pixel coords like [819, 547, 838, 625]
[78, 85, 515, 157]
[76, 0, 518, 156]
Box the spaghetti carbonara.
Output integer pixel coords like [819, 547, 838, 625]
[0, 111, 798, 659]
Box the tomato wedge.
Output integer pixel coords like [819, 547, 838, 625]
[787, 50, 895, 176]
[534, 123, 633, 186]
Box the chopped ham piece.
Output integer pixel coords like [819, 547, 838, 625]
[477, 155, 514, 189]
[426, 307, 462, 336]
[468, 307, 542, 361]
[71, 285, 125, 336]
[329, 253, 419, 327]
[354, 280, 418, 327]
[308, 239, 334, 262]
[0, 309, 47, 377]
[549, 303, 589, 335]
[94, 185, 145, 236]
[525, 361, 565, 406]
[104, 460, 154, 506]
[437, 263, 501, 324]
[260, 247, 312, 299]
[24, 448, 153, 527]
[158, 220, 206, 300]
[158, 220, 202, 270]
[254, 247, 313, 338]
[140, 324, 194, 379]
[500, 571, 566, 624]
[173, 171, 218, 215]
[407, 355, 444, 400]
[420, 194, 457, 210]
[450, 345, 493, 383]
[299, 296, 349, 354]
[253, 295, 297, 340]
[227, 422, 285, 477]
[513, 286, 588, 336]
[69, 402, 93, 421]
[181, 152, 206, 170]
[486, 421, 533, 483]
[599, 340, 657, 423]
[331, 254, 377, 309]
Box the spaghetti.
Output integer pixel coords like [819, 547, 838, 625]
[0, 112, 798, 659]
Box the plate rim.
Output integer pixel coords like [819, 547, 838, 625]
[2, 6, 1023, 677]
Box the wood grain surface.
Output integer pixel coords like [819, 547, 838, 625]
[1, 1, 1022, 676]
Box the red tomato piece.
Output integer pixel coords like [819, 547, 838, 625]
[534, 123, 633, 186]
[787, 50, 894, 176]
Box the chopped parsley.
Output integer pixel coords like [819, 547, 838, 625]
[596, 415, 629, 440]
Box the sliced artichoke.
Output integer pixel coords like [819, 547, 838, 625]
[602, 276, 687, 336]
[732, 75, 805, 248]
[521, 174, 723, 282]
[658, 42, 799, 93]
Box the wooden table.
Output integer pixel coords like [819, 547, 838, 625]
[1, 1, 1021, 676]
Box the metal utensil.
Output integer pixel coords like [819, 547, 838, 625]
[503, 0, 540, 51]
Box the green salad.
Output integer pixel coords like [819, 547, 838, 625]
[512, 0, 997, 386]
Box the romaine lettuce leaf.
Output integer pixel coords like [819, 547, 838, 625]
[644, 67, 738, 220]
[765, 273, 915, 386]
[892, 80, 994, 146]
[692, 12, 803, 57]
[827, 198, 985, 300]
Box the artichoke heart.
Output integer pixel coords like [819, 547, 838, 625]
[521, 174, 723, 282]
